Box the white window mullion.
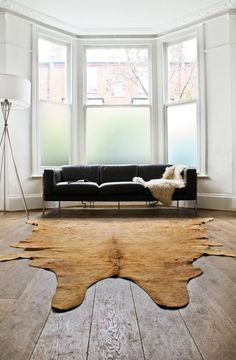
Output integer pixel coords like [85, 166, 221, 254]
[31, 24, 40, 176]
[197, 24, 207, 175]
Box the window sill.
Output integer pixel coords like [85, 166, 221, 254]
[197, 174, 209, 179]
[31, 173, 43, 178]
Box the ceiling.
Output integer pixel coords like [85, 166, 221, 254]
[1, 0, 235, 35]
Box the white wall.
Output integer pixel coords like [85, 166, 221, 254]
[0, 14, 42, 211]
[0, 13, 6, 210]
[230, 14, 236, 210]
[0, 13, 6, 72]
[0, 11, 236, 211]
[197, 13, 236, 210]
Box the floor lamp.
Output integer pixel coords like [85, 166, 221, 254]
[0, 73, 31, 219]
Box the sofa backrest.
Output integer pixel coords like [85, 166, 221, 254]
[61, 165, 100, 182]
[138, 165, 169, 181]
[99, 165, 138, 183]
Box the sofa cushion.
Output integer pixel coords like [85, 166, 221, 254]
[138, 165, 170, 181]
[54, 181, 99, 195]
[100, 165, 138, 183]
[100, 181, 145, 195]
[61, 165, 99, 183]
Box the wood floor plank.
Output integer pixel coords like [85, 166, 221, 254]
[30, 286, 95, 360]
[217, 217, 236, 233]
[0, 216, 37, 285]
[87, 278, 144, 360]
[204, 256, 236, 284]
[0, 269, 56, 360]
[0, 260, 38, 298]
[0, 261, 14, 271]
[0, 218, 36, 271]
[207, 221, 236, 250]
[194, 257, 236, 326]
[131, 282, 203, 360]
[180, 281, 236, 360]
[0, 218, 33, 249]
[0, 298, 15, 322]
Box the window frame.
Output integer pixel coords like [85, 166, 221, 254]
[32, 26, 74, 174]
[81, 40, 155, 165]
[161, 26, 206, 174]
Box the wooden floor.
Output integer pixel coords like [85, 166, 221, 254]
[0, 207, 236, 360]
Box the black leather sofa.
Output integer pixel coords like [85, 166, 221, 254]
[42, 164, 197, 213]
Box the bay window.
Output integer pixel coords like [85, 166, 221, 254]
[32, 28, 205, 175]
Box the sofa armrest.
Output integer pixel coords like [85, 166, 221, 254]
[43, 169, 62, 197]
[184, 168, 197, 199]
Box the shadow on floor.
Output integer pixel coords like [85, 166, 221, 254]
[41, 205, 197, 220]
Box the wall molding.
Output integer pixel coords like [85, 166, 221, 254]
[204, 42, 236, 53]
[158, 1, 236, 35]
[0, 0, 78, 36]
[0, 0, 236, 37]
[0, 40, 32, 52]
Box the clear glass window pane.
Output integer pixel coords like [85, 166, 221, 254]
[39, 101, 71, 166]
[86, 48, 149, 105]
[167, 102, 197, 167]
[167, 38, 198, 102]
[38, 38, 67, 102]
[86, 107, 150, 164]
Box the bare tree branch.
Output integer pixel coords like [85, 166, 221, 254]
[125, 49, 149, 97]
[179, 61, 196, 100]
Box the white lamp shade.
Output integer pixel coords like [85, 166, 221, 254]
[0, 73, 31, 109]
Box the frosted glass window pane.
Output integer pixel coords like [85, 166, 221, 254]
[167, 103, 197, 167]
[39, 101, 71, 166]
[86, 107, 150, 164]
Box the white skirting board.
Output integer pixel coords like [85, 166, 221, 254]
[7, 194, 44, 211]
[0, 192, 235, 212]
[197, 193, 236, 211]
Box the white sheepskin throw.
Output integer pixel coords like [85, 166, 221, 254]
[133, 165, 185, 206]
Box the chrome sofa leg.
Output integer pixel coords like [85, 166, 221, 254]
[194, 199, 198, 216]
[58, 201, 61, 214]
[177, 200, 179, 215]
[82, 201, 87, 208]
[42, 200, 46, 216]
[118, 202, 120, 211]
[149, 201, 158, 207]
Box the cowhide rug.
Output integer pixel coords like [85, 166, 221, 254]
[0, 218, 235, 311]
